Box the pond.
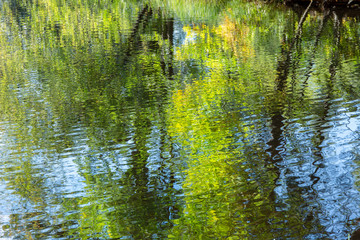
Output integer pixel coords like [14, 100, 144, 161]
[1, 0, 360, 239]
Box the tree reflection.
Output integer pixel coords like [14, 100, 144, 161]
[2, 0, 360, 239]
[167, 2, 360, 239]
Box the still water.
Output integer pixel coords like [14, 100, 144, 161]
[1, 0, 360, 239]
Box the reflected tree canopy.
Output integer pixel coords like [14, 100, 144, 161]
[1, 0, 360, 239]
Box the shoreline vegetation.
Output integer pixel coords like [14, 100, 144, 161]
[283, 0, 360, 8]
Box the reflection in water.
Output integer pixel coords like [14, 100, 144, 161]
[2, 0, 360, 239]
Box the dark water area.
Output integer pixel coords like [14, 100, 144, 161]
[2, 0, 360, 239]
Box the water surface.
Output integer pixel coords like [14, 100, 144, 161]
[1, 0, 360, 239]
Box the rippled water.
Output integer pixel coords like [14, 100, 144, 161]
[2, 0, 360, 239]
